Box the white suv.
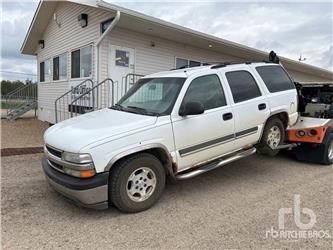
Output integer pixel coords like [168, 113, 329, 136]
[43, 61, 298, 212]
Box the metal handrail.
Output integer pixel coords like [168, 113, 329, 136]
[54, 79, 94, 123]
[5, 84, 37, 116]
[124, 73, 144, 92]
[4, 84, 27, 100]
[70, 78, 114, 118]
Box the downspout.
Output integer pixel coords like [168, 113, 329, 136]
[95, 10, 120, 84]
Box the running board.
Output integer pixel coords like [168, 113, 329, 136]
[175, 147, 257, 180]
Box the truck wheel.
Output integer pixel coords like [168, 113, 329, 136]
[294, 133, 333, 165]
[109, 153, 165, 213]
[322, 133, 333, 165]
[257, 117, 285, 156]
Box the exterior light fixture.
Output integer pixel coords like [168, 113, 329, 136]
[208, 44, 213, 48]
[38, 40, 45, 49]
[78, 13, 88, 28]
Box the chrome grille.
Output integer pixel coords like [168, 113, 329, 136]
[46, 145, 62, 158]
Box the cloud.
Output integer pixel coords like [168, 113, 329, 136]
[1, 0, 332, 81]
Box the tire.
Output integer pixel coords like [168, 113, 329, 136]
[322, 133, 333, 165]
[294, 133, 333, 165]
[109, 153, 166, 213]
[257, 117, 285, 156]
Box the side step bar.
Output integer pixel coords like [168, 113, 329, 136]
[175, 147, 256, 180]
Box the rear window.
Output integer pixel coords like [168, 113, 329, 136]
[256, 66, 295, 93]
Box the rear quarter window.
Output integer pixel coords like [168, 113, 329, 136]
[256, 65, 295, 93]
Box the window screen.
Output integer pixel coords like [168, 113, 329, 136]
[226, 71, 261, 103]
[256, 66, 295, 92]
[182, 74, 226, 110]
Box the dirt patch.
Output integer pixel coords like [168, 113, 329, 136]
[1, 115, 49, 149]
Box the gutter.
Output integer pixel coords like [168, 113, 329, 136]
[95, 8, 120, 84]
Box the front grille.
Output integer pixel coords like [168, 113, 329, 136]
[46, 145, 62, 158]
[49, 160, 64, 172]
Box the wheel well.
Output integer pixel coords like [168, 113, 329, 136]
[110, 148, 175, 176]
[269, 112, 289, 128]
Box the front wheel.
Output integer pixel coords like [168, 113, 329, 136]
[109, 153, 166, 213]
[257, 117, 285, 156]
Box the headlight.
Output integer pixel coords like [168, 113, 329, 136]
[62, 152, 93, 164]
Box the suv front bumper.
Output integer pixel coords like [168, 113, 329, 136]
[42, 157, 109, 210]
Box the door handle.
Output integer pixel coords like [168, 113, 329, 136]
[258, 103, 266, 110]
[223, 112, 233, 121]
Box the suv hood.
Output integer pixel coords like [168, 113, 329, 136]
[44, 108, 157, 152]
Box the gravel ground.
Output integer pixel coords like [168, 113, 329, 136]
[1, 115, 48, 149]
[1, 152, 332, 249]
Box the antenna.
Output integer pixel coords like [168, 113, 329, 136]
[298, 54, 306, 62]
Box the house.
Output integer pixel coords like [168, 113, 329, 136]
[21, 0, 333, 124]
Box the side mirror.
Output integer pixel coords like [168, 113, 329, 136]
[179, 101, 204, 116]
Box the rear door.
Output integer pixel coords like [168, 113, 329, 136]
[222, 66, 270, 149]
[171, 73, 235, 172]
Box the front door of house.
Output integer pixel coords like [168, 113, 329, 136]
[109, 45, 135, 102]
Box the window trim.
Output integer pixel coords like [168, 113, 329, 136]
[225, 70, 262, 104]
[70, 44, 93, 80]
[52, 52, 68, 82]
[179, 74, 227, 113]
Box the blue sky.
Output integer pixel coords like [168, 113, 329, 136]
[0, 0, 332, 81]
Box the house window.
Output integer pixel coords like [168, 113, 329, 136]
[40, 59, 50, 82]
[71, 45, 92, 78]
[176, 58, 201, 69]
[53, 53, 67, 81]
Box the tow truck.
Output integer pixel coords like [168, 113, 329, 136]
[286, 81, 333, 165]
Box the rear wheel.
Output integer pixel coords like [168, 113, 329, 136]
[257, 117, 285, 156]
[294, 133, 333, 165]
[109, 153, 165, 213]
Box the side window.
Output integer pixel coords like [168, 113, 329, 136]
[256, 66, 295, 93]
[226, 71, 261, 103]
[53, 52, 67, 81]
[182, 74, 226, 110]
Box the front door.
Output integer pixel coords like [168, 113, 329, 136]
[109, 45, 135, 102]
[171, 73, 235, 172]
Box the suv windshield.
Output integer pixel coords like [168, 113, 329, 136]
[112, 77, 186, 116]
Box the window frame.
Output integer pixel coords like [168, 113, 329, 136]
[179, 74, 227, 113]
[53, 52, 68, 81]
[70, 44, 93, 80]
[225, 70, 262, 104]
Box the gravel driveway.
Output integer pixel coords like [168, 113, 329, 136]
[1, 152, 332, 249]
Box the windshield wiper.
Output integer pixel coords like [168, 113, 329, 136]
[126, 106, 159, 116]
[110, 103, 124, 111]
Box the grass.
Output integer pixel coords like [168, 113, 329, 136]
[0, 101, 22, 109]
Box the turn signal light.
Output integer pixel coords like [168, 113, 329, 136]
[80, 170, 96, 178]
